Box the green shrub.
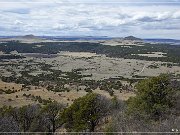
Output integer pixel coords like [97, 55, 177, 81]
[127, 74, 175, 120]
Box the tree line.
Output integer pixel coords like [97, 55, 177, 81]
[1, 41, 180, 64]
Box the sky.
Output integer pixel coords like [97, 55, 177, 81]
[0, 0, 180, 39]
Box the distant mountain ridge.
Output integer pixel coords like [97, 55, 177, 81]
[144, 38, 180, 45]
[0, 35, 142, 41]
[0, 34, 46, 43]
[0, 35, 180, 45]
[21, 34, 38, 39]
[124, 36, 142, 41]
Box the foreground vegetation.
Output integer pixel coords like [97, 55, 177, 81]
[0, 74, 180, 133]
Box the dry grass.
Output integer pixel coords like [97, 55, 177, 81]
[0, 82, 135, 107]
[0, 80, 22, 91]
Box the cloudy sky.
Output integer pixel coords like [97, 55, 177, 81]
[0, 0, 180, 39]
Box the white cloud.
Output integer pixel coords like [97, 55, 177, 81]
[0, 0, 180, 38]
[14, 20, 23, 25]
[173, 11, 180, 18]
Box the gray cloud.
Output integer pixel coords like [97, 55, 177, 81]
[0, 0, 180, 38]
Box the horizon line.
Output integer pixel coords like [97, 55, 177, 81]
[0, 35, 180, 40]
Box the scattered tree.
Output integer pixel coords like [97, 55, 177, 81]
[62, 93, 111, 132]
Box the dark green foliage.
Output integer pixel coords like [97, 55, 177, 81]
[84, 87, 92, 92]
[0, 89, 3, 94]
[47, 85, 54, 91]
[22, 93, 52, 105]
[62, 93, 110, 132]
[0, 55, 24, 60]
[1, 41, 180, 64]
[127, 74, 175, 120]
[0, 89, 17, 94]
[105, 74, 180, 133]
[147, 64, 159, 69]
[99, 79, 122, 96]
[111, 96, 119, 109]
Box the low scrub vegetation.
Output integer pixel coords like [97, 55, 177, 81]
[0, 74, 180, 133]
